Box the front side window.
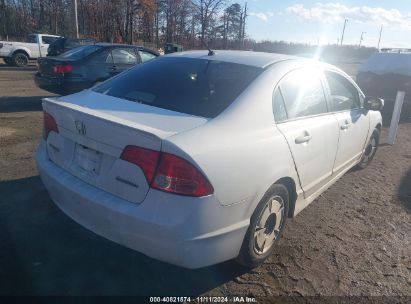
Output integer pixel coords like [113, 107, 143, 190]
[279, 68, 328, 119]
[325, 71, 361, 111]
[94, 57, 263, 118]
[111, 48, 138, 64]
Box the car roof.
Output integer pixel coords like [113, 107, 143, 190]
[164, 50, 300, 68]
[94, 43, 145, 48]
[93, 43, 159, 54]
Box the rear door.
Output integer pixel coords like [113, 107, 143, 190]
[109, 47, 139, 76]
[87, 48, 114, 82]
[323, 70, 370, 172]
[274, 68, 340, 197]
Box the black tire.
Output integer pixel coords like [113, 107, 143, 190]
[237, 184, 289, 268]
[12, 52, 29, 67]
[356, 128, 380, 169]
[3, 58, 13, 65]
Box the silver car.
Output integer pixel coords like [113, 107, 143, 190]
[36, 51, 383, 268]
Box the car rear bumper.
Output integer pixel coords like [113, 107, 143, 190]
[36, 141, 249, 269]
[34, 72, 92, 94]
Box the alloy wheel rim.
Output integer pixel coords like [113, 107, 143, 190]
[16, 55, 26, 66]
[253, 195, 284, 255]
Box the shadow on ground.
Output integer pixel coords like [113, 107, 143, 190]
[0, 176, 247, 296]
[0, 96, 51, 113]
[398, 166, 411, 212]
[0, 63, 37, 72]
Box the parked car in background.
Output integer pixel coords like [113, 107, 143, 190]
[164, 43, 183, 54]
[47, 37, 97, 57]
[0, 33, 61, 66]
[36, 51, 383, 269]
[357, 49, 411, 124]
[35, 43, 159, 94]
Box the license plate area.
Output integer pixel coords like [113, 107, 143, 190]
[73, 144, 102, 176]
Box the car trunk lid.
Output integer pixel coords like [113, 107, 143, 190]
[42, 90, 208, 204]
[37, 57, 74, 76]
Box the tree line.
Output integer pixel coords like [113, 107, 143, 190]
[0, 0, 248, 49]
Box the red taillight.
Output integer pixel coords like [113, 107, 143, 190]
[120, 146, 160, 184]
[120, 146, 214, 197]
[53, 64, 73, 74]
[43, 111, 58, 140]
[152, 153, 214, 197]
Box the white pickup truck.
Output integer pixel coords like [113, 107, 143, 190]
[0, 33, 61, 67]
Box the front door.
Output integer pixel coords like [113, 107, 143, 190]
[273, 68, 340, 197]
[323, 71, 370, 173]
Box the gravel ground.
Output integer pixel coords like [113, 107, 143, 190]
[0, 60, 410, 298]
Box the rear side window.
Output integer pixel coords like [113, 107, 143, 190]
[325, 71, 360, 111]
[111, 48, 138, 64]
[89, 49, 112, 64]
[27, 35, 37, 43]
[279, 68, 328, 119]
[273, 89, 288, 122]
[94, 57, 263, 118]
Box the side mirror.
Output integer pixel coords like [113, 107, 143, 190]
[364, 97, 384, 111]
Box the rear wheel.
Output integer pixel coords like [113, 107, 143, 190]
[12, 52, 29, 67]
[237, 184, 289, 268]
[357, 128, 380, 169]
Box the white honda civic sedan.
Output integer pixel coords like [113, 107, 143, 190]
[36, 50, 383, 269]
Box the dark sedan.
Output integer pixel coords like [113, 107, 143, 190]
[35, 44, 159, 94]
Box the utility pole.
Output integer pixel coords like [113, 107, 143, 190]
[359, 31, 366, 47]
[340, 18, 348, 46]
[74, 0, 79, 38]
[242, 2, 247, 48]
[377, 26, 383, 50]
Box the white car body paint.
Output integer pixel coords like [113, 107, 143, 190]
[36, 51, 382, 268]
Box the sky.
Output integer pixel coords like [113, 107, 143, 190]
[232, 0, 411, 48]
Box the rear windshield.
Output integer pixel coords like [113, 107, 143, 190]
[58, 45, 101, 59]
[93, 57, 263, 118]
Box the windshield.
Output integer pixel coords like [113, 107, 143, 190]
[58, 45, 101, 59]
[93, 57, 263, 118]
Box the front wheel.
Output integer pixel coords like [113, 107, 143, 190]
[237, 184, 289, 268]
[357, 128, 380, 169]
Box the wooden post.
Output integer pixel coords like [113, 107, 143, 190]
[387, 91, 405, 145]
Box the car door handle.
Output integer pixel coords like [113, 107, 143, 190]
[340, 121, 351, 130]
[110, 66, 117, 71]
[295, 132, 312, 144]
